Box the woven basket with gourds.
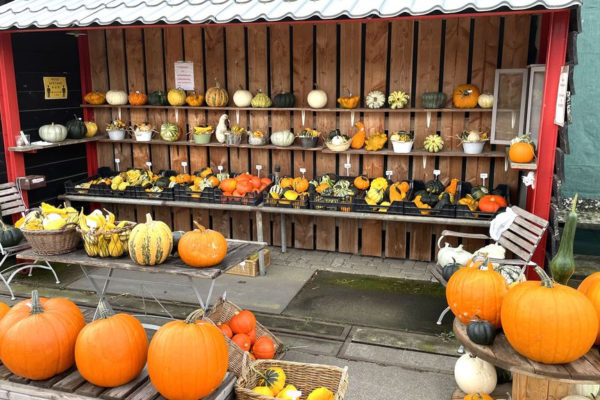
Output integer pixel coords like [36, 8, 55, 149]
[77, 221, 136, 258]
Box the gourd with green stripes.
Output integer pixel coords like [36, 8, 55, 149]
[128, 213, 173, 266]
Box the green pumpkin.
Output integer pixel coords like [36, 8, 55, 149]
[273, 92, 295, 108]
[0, 220, 24, 247]
[148, 91, 168, 106]
[66, 117, 87, 139]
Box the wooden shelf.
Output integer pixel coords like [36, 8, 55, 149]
[8, 136, 102, 152]
[96, 138, 323, 151]
[509, 160, 537, 170]
[81, 104, 499, 113]
[322, 148, 507, 158]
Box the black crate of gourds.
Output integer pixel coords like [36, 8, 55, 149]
[174, 184, 214, 203]
[308, 175, 359, 213]
[352, 178, 407, 215]
[455, 182, 510, 220]
[404, 179, 458, 218]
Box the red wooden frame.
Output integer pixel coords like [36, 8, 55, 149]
[0, 32, 27, 205]
[77, 34, 98, 177]
[529, 10, 570, 275]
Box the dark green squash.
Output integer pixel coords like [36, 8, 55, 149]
[414, 190, 438, 207]
[495, 367, 512, 384]
[441, 258, 461, 281]
[0, 220, 24, 247]
[434, 192, 451, 210]
[471, 185, 489, 200]
[148, 91, 168, 106]
[66, 116, 87, 139]
[155, 177, 170, 189]
[425, 177, 444, 195]
[550, 194, 578, 285]
[273, 92, 295, 108]
[466, 315, 496, 345]
[171, 230, 184, 255]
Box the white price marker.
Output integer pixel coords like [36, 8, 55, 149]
[255, 165, 262, 177]
[218, 165, 224, 173]
[433, 169, 441, 176]
[181, 161, 188, 173]
[114, 158, 120, 172]
[299, 168, 306, 177]
[386, 170, 393, 178]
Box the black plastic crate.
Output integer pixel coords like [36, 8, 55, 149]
[308, 175, 361, 212]
[214, 188, 267, 206]
[404, 180, 456, 218]
[174, 185, 214, 203]
[64, 176, 98, 196]
[135, 186, 174, 200]
[455, 182, 511, 220]
[352, 180, 412, 214]
[263, 191, 309, 209]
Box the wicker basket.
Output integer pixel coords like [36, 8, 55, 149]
[325, 141, 351, 152]
[21, 223, 80, 255]
[77, 221, 136, 258]
[235, 353, 349, 400]
[205, 298, 285, 376]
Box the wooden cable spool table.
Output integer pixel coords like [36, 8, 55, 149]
[453, 318, 600, 399]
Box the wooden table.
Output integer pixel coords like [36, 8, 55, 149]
[17, 239, 265, 324]
[453, 318, 600, 399]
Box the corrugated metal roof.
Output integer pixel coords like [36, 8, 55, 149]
[0, 0, 582, 30]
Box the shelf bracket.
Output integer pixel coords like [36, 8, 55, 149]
[301, 110, 306, 126]
[511, 111, 516, 129]
[235, 110, 240, 125]
[175, 109, 179, 124]
[115, 158, 120, 172]
[505, 156, 508, 172]
[422, 157, 427, 170]
[117, 107, 122, 120]
[426, 111, 432, 129]
[350, 111, 355, 127]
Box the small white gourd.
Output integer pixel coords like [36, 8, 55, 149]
[454, 353, 497, 394]
[233, 88, 253, 107]
[105, 90, 128, 105]
[307, 87, 327, 109]
[437, 243, 473, 267]
[477, 93, 494, 109]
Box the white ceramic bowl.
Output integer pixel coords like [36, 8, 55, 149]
[462, 141, 485, 154]
[134, 130, 153, 141]
[391, 140, 413, 153]
[108, 130, 125, 140]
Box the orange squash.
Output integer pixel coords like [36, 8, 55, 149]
[446, 256, 508, 328]
[478, 195, 507, 213]
[509, 142, 535, 163]
[579, 272, 600, 295]
[280, 177, 294, 189]
[579, 279, 600, 344]
[178, 222, 227, 268]
[453, 84, 480, 109]
[293, 177, 309, 193]
[253, 336, 275, 359]
[0, 302, 9, 320]
[128, 91, 147, 105]
[232, 333, 251, 351]
[229, 310, 256, 334]
[351, 121, 366, 149]
[353, 176, 370, 190]
[218, 323, 233, 339]
[219, 178, 236, 193]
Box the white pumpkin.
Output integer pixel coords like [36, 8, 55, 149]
[233, 89, 253, 107]
[571, 383, 600, 397]
[474, 243, 506, 259]
[478, 93, 494, 109]
[307, 88, 328, 109]
[105, 90, 128, 105]
[454, 353, 497, 394]
[38, 123, 68, 143]
[437, 243, 473, 267]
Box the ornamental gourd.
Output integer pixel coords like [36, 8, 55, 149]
[178, 222, 227, 268]
[229, 310, 256, 334]
[39, 123, 67, 142]
[205, 79, 229, 107]
[233, 88, 252, 107]
[251, 89, 272, 108]
[148, 309, 228, 400]
[446, 256, 508, 328]
[148, 91, 168, 106]
[502, 266, 597, 364]
[463, 394, 494, 400]
[66, 116, 87, 139]
[253, 336, 275, 359]
[454, 353, 497, 395]
[466, 315, 497, 345]
[75, 301, 147, 387]
[128, 213, 173, 266]
[259, 367, 287, 395]
[424, 134, 444, 153]
[366, 90, 385, 109]
[351, 121, 366, 149]
[167, 88, 186, 106]
[353, 176, 370, 190]
[307, 86, 328, 109]
[0, 220, 23, 248]
[453, 84, 480, 108]
[477, 93, 494, 109]
[337, 88, 360, 109]
[160, 122, 181, 141]
[83, 91, 106, 105]
[105, 90, 128, 105]
[232, 333, 251, 351]
[551, 194, 578, 285]
[273, 92, 295, 108]
[185, 93, 204, 107]
[0, 290, 85, 380]
[84, 121, 98, 137]
[128, 91, 147, 106]
[478, 195, 507, 213]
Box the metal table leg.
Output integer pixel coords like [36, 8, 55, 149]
[187, 276, 216, 311]
[80, 265, 114, 318]
[256, 211, 266, 276]
[281, 213, 286, 253]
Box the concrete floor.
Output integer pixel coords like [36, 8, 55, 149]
[3, 247, 459, 400]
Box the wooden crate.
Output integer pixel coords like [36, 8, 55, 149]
[226, 249, 271, 277]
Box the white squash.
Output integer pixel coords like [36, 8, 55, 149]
[38, 123, 68, 142]
[307, 88, 327, 109]
[454, 353, 497, 394]
[437, 243, 472, 267]
[233, 89, 253, 107]
[561, 396, 595, 400]
[572, 383, 600, 397]
[105, 90, 128, 105]
[477, 93, 494, 109]
[474, 243, 506, 259]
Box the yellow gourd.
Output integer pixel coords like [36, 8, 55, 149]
[307, 387, 334, 400]
[413, 195, 432, 215]
[364, 132, 387, 151]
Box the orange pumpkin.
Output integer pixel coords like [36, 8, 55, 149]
[261, 177, 272, 186]
[253, 336, 275, 359]
[205, 79, 229, 107]
[229, 310, 256, 334]
[207, 175, 219, 187]
[236, 181, 254, 196]
[0, 302, 9, 320]
[453, 84, 480, 109]
[0, 290, 85, 380]
[579, 279, 600, 344]
[218, 323, 233, 339]
[75, 302, 147, 387]
[446, 256, 508, 328]
[578, 272, 600, 295]
[351, 121, 366, 149]
[478, 195, 507, 213]
[249, 175, 261, 189]
[185, 93, 204, 107]
[178, 222, 227, 268]
[280, 177, 294, 189]
[232, 333, 251, 351]
[502, 266, 597, 364]
[219, 178, 237, 193]
[247, 328, 257, 345]
[128, 91, 147, 105]
[148, 309, 228, 400]
[293, 177, 309, 193]
[353, 176, 370, 190]
[509, 142, 535, 163]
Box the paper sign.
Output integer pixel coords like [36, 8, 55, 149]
[554, 65, 569, 127]
[43, 77, 67, 99]
[174, 61, 194, 91]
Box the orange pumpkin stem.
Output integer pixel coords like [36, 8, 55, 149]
[185, 308, 205, 324]
[534, 266, 554, 288]
[30, 290, 43, 315]
[192, 221, 206, 232]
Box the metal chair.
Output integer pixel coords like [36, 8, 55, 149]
[431, 206, 549, 325]
[0, 182, 60, 299]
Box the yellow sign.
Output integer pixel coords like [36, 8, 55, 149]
[43, 76, 68, 99]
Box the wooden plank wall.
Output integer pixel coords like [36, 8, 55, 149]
[88, 16, 532, 261]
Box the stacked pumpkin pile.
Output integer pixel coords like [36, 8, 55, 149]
[216, 310, 277, 360]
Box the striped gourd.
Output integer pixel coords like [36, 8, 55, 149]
[205, 79, 229, 107]
[128, 213, 172, 266]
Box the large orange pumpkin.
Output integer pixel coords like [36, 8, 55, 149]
[178, 222, 227, 268]
[478, 195, 508, 213]
[578, 272, 600, 295]
[0, 290, 85, 380]
[579, 279, 600, 345]
[446, 256, 508, 328]
[502, 266, 598, 364]
[0, 302, 9, 320]
[148, 309, 228, 400]
[508, 142, 535, 163]
[453, 84, 480, 109]
[75, 301, 148, 387]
